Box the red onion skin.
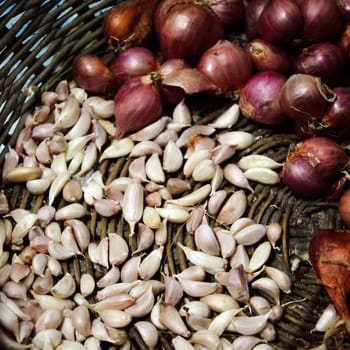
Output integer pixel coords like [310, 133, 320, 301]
[239, 71, 288, 125]
[247, 38, 292, 75]
[197, 40, 253, 96]
[282, 136, 349, 198]
[156, 3, 224, 65]
[292, 42, 345, 86]
[300, 0, 344, 42]
[245, 0, 270, 39]
[257, 0, 302, 44]
[339, 189, 350, 227]
[294, 87, 350, 140]
[338, 0, 350, 20]
[279, 74, 336, 122]
[113, 75, 163, 138]
[110, 47, 159, 85]
[103, 0, 159, 48]
[158, 58, 191, 77]
[72, 54, 113, 96]
[207, 0, 245, 33]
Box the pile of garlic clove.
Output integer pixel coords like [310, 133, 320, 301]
[0, 79, 324, 350]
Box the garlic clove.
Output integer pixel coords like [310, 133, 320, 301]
[248, 241, 272, 273]
[98, 309, 132, 328]
[177, 278, 218, 298]
[216, 190, 247, 226]
[108, 233, 129, 266]
[167, 184, 211, 207]
[208, 103, 240, 129]
[130, 116, 170, 142]
[134, 321, 159, 349]
[99, 137, 134, 162]
[80, 273, 95, 297]
[200, 293, 240, 313]
[138, 246, 164, 280]
[96, 266, 120, 288]
[51, 272, 76, 298]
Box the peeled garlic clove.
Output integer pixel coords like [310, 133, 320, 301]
[155, 206, 190, 223]
[35, 309, 63, 333]
[11, 213, 38, 243]
[129, 140, 163, 157]
[143, 206, 161, 230]
[264, 266, 292, 294]
[134, 321, 159, 349]
[48, 172, 70, 206]
[232, 335, 264, 350]
[200, 293, 240, 313]
[98, 309, 132, 328]
[183, 149, 211, 177]
[238, 154, 283, 170]
[51, 272, 76, 298]
[99, 137, 134, 162]
[313, 304, 339, 332]
[234, 223, 266, 246]
[167, 184, 211, 207]
[138, 246, 164, 280]
[133, 223, 154, 255]
[55, 203, 88, 221]
[48, 240, 76, 260]
[163, 275, 183, 306]
[194, 221, 220, 256]
[80, 273, 95, 297]
[248, 241, 272, 273]
[124, 285, 154, 318]
[159, 302, 191, 338]
[223, 163, 254, 192]
[266, 222, 282, 248]
[163, 140, 184, 173]
[32, 329, 62, 349]
[128, 156, 147, 182]
[96, 266, 120, 288]
[108, 233, 129, 266]
[230, 311, 272, 336]
[177, 242, 227, 275]
[209, 103, 240, 129]
[192, 158, 216, 182]
[217, 190, 247, 226]
[172, 335, 196, 350]
[176, 125, 215, 148]
[130, 116, 170, 142]
[217, 130, 257, 150]
[145, 153, 165, 183]
[190, 329, 221, 349]
[215, 228, 236, 258]
[6, 164, 41, 183]
[120, 256, 141, 283]
[251, 277, 280, 305]
[244, 167, 280, 185]
[122, 180, 144, 236]
[178, 278, 218, 298]
[66, 133, 94, 161]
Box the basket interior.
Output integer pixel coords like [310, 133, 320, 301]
[1, 1, 350, 349]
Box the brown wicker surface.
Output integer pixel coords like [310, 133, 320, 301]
[1, 1, 350, 349]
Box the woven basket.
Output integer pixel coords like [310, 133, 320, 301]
[1, 1, 350, 349]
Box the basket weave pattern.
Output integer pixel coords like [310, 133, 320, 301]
[1, 1, 350, 349]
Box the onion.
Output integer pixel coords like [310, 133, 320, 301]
[113, 74, 163, 138]
[110, 47, 159, 85]
[257, 0, 302, 44]
[72, 54, 113, 96]
[299, 0, 344, 42]
[292, 42, 345, 86]
[103, 0, 158, 49]
[338, 0, 350, 20]
[197, 40, 253, 96]
[282, 136, 349, 198]
[207, 0, 245, 33]
[295, 87, 350, 140]
[279, 74, 336, 122]
[339, 189, 350, 227]
[309, 229, 350, 331]
[247, 38, 292, 75]
[155, 2, 224, 64]
[239, 71, 288, 125]
[245, 0, 270, 39]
